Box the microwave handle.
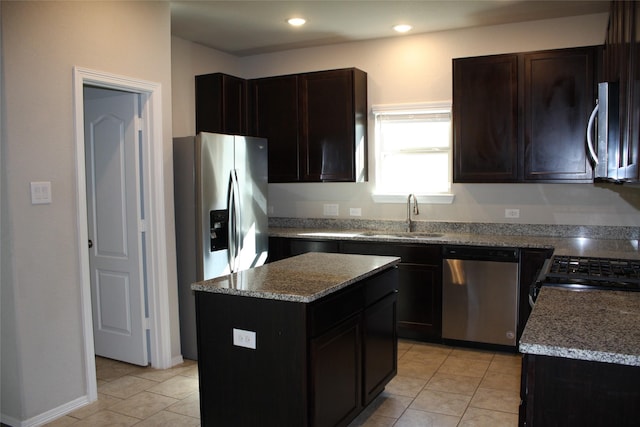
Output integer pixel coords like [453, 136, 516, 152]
[586, 101, 599, 165]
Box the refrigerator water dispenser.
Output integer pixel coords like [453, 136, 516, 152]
[210, 209, 229, 251]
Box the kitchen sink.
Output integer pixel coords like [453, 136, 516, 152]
[359, 231, 443, 239]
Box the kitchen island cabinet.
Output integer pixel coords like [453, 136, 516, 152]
[519, 287, 640, 426]
[269, 236, 443, 341]
[193, 252, 399, 427]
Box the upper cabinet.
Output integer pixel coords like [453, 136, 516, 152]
[250, 74, 300, 183]
[251, 68, 368, 183]
[603, 1, 640, 182]
[195, 73, 248, 135]
[453, 54, 519, 182]
[453, 46, 599, 183]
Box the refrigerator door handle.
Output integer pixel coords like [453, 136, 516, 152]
[228, 169, 242, 272]
[227, 171, 236, 272]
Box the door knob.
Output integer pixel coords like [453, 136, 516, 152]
[88, 239, 93, 248]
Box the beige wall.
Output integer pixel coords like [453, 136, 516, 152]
[1, 1, 177, 423]
[171, 36, 242, 137]
[173, 12, 640, 226]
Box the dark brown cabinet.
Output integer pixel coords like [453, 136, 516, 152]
[195, 73, 248, 135]
[602, 1, 640, 182]
[251, 68, 368, 183]
[519, 354, 640, 426]
[362, 291, 397, 404]
[275, 237, 443, 342]
[453, 54, 519, 182]
[269, 236, 546, 346]
[341, 242, 442, 342]
[195, 266, 397, 427]
[454, 47, 598, 183]
[250, 74, 300, 182]
[310, 314, 362, 426]
[523, 48, 596, 181]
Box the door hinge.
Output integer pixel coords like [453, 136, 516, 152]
[144, 317, 151, 330]
[135, 116, 143, 133]
[139, 219, 147, 232]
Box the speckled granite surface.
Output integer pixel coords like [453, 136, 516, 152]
[270, 217, 640, 240]
[191, 252, 400, 303]
[269, 227, 640, 260]
[519, 287, 640, 366]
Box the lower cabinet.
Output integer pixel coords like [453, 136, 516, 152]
[341, 242, 443, 341]
[195, 266, 398, 427]
[363, 292, 398, 403]
[310, 314, 362, 427]
[520, 354, 640, 426]
[269, 236, 554, 347]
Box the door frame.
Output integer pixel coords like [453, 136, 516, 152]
[72, 66, 173, 401]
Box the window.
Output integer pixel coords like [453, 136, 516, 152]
[372, 102, 453, 203]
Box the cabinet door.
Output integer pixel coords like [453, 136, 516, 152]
[299, 69, 367, 182]
[195, 73, 247, 135]
[453, 54, 519, 182]
[523, 48, 595, 182]
[397, 263, 442, 341]
[341, 241, 443, 341]
[363, 292, 397, 405]
[251, 75, 300, 182]
[310, 314, 362, 427]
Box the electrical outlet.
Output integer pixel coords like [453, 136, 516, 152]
[505, 208, 520, 218]
[349, 207, 362, 216]
[323, 204, 339, 216]
[233, 328, 256, 349]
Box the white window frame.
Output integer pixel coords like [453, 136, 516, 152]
[371, 101, 455, 204]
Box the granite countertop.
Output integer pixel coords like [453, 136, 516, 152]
[191, 252, 400, 303]
[519, 287, 640, 366]
[269, 227, 640, 260]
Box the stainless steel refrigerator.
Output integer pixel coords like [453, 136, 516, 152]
[173, 132, 268, 359]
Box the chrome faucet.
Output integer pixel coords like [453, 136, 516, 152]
[406, 194, 419, 232]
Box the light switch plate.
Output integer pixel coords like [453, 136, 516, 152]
[30, 181, 52, 205]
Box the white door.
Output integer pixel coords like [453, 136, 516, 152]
[84, 86, 148, 366]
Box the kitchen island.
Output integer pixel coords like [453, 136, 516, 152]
[192, 252, 400, 427]
[519, 287, 640, 426]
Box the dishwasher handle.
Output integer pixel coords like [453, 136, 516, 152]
[443, 245, 519, 262]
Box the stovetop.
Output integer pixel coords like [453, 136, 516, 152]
[541, 255, 640, 291]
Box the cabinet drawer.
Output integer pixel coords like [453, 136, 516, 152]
[364, 267, 398, 306]
[341, 241, 441, 265]
[309, 284, 364, 337]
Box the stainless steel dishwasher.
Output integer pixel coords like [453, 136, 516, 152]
[442, 246, 519, 347]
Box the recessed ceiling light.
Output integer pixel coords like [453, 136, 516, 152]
[287, 17, 306, 27]
[393, 24, 413, 33]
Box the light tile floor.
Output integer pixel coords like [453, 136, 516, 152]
[44, 340, 521, 426]
[349, 340, 522, 426]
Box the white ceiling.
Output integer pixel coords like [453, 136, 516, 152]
[170, 1, 609, 57]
